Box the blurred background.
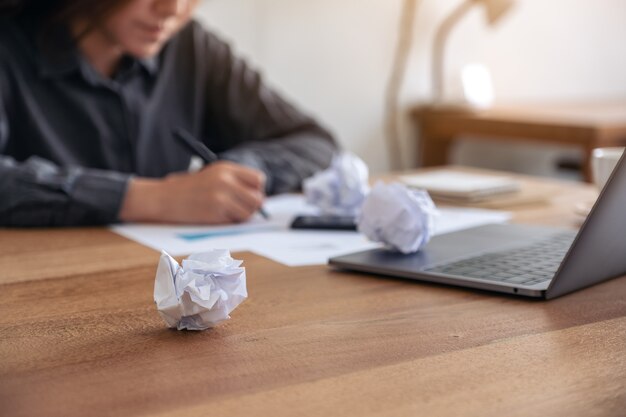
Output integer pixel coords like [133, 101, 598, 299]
[195, 0, 626, 180]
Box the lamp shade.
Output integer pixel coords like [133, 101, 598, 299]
[431, 0, 515, 103]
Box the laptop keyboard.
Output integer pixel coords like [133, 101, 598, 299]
[426, 232, 576, 286]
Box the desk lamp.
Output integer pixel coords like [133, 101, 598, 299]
[432, 0, 515, 105]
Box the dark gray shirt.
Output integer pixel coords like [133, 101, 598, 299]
[0, 17, 336, 226]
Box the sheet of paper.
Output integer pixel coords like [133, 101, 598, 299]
[111, 194, 317, 254]
[111, 195, 511, 266]
[250, 231, 381, 267]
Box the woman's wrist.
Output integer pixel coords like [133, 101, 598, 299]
[118, 177, 168, 222]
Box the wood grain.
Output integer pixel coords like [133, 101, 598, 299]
[0, 169, 624, 417]
[0, 228, 158, 285]
[154, 317, 626, 417]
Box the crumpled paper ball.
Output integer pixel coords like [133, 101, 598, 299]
[357, 182, 438, 254]
[154, 250, 247, 330]
[303, 152, 370, 216]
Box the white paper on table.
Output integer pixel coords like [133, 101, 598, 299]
[250, 230, 382, 267]
[111, 194, 318, 255]
[111, 195, 511, 266]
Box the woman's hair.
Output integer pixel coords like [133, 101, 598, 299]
[1, 0, 128, 36]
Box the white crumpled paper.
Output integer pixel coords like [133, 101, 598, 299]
[154, 250, 247, 330]
[357, 182, 439, 254]
[303, 152, 370, 216]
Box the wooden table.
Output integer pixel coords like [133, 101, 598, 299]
[413, 102, 626, 182]
[1, 169, 625, 417]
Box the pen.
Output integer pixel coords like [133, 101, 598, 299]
[173, 127, 219, 164]
[173, 128, 270, 219]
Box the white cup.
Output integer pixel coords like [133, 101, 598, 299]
[591, 147, 625, 190]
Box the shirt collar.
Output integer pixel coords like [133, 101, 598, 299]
[38, 24, 160, 80]
[137, 56, 159, 76]
[113, 54, 160, 80]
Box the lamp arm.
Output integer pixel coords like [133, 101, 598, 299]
[432, 0, 475, 103]
[385, 0, 421, 170]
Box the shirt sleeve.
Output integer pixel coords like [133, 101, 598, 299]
[196, 25, 338, 195]
[0, 156, 132, 227]
[0, 73, 131, 227]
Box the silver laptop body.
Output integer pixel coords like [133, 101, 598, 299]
[329, 153, 626, 299]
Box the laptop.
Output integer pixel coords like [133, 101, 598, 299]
[329, 152, 626, 299]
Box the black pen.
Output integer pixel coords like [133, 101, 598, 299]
[174, 128, 219, 164]
[173, 128, 270, 219]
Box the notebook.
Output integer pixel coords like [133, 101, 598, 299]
[400, 170, 520, 202]
[330, 155, 626, 299]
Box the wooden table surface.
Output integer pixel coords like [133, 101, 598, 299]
[1, 169, 625, 417]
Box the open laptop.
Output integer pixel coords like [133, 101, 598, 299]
[329, 152, 626, 299]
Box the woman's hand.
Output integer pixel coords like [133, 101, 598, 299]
[119, 161, 266, 224]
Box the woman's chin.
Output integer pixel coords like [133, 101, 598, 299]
[126, 42, 164, 59]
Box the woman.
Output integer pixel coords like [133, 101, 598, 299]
[0, 0, 337, 226]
